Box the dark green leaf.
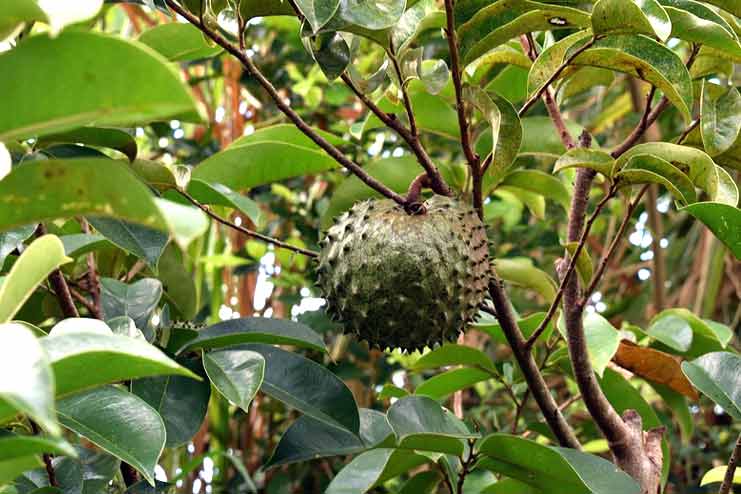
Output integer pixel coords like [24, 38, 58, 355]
[59, 234, 109, 258]
[131, 358, 210, 448]
[398, 471, 441, 494]
[203, 348, 265, 412]
[245, 344, 360, 434]
[0, 31, 202, 141]
[324, 448, 430, 494]
[57, 386, 165, 485]
[308, 31, 350, 80]
[648, 308, 733, 356]
[681, 351, 741, 420]
[415, 367, 492, 399]
[88, 218, 168, 271]
[682, 202, 741, 259]
[0, 224, 36, 270]
[337, 0, 405, 30]
[295, 0, 341, 32]
[177, 317, 326, 353]
[37, 127, 138, 162]
[138, 22, 222, 61]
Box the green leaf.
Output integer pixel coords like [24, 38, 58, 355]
[682, 351, 741, 420]
[57, 386, 165, 486]
[665, 1, 741, 59]
[231, 123, 347, 148]
[101, 278, 162, 331]
[246, 344, 360, 434]
[176, 317, 326, 354]
[499, 170, 570, 210]
[265, 408, 392, 468]
[387, 395, 478, 455]
[473, 311, 552, 344]
[615, 154, 696, 204]
[648, 308, 732, 356]
[0, 224, 36, 270]
[519, 116, 587, 159]
[651, 383, 693, 443]
[0, 31, 202, 142]
[138, 22, 222, 61]
[203, 348, 265, 413]
[554, 148, 615, 177]
[88, 218, 168, 271]
[592, 0, 672, 41]
[563, 242, 593, 287]
[415, 367, 492, 399]
[59, 233, 109, 258]
[482, 478, 542, 493]
[0, 323, 58, 435]
[411, 344, 496, 373]
[0, 0, 48, 40]
[131, 358, 210, 448]
[0, 432, 76, 460]
[704, 0, 741, 16]
[527, 30, 590, 98]
[295, 0, 341, 32]
[615, 143, 739, 206]
[37, 127, 138, 162]
[325, 448, 430, 494]
[40, 325, 198, 397]
[391, 0, 445, 52]
[682, 202, 741, 259]
[398, 471, 441, 494]
[186, 180, 262, 226]
[581, 313, 620, 378]
[478, 433, 640, 494]
[700, 465, 741, 486]
[307, 31, 350, 80]
[337, 0, 405, 30]
[157, 245, 197, 320]
[155, 198, 209, 250]
[701, 82, 741, 157]
[0, 456, 43, 486]
[0, 235, 71, 323]
[455, 0, 591, 65]
[494, 257, 558, 302]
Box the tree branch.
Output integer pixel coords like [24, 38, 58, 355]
[30, 421, 57, 487]
[163, 0, 406, 206]
[518, 36, 598, 117]
[339, 73, 451, 196]
[388, 44, 419, 138]
[719, 432, 741, 494]
[487, 279, 581, 449]
[36, 226, 79, 319]
[80, 218, 102, 318]
[179, 190, 319, 258]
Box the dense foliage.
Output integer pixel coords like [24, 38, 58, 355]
[0, 0, 739, 493]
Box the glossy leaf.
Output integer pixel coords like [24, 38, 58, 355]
[455, 0, 591, 65]
[478, 433, 640, 494]
[660, 0, 741, 59]
[0, 31, 201, 141]
[308, 31, 350, 80]
[0, 323, 58, 435]
[186, 180, 262, 226]
[581, 313, 620, 378]
[157, 245, 197, 320]
[553, 148, 615, 177]
[177, 317, 326, 353]
[101, 278, 162, 331]
[494, 257, 558, 302]
[592, 0, 672, 41]
[203, 348, 265, 413]
[131, 358, 210, 448]
[337, 0, 405, 30]
[266, 408, 392, 468]
[325, 448, 430, 494]
[411, 344, 496, 372]
[40, 326, 198, 397]
[295, 0, 340, 32]
[564, 242, 593, 287]
[138, 22, 222, 61]
[681, 351, 741, 420]
[648, 308, 732, 356]
[473, 311, 552, 344]
[415, 367, 492, 399]
[615, 154, 696, 204]
[88, 218, 168, 271]
[246, 344, 359, 434]
[0, 235, 71, 323]
[499, 170, 570, 210]
[37, 127, 138, 162]
[57, 386, 165, 485]
[0, 224, 36, 270]
[682, 202, 741, 259]
[387, 396, 478, 455]
[59, 233, 109, 258]
[701, 82, 741, 157]
[0, 456, 43, 486]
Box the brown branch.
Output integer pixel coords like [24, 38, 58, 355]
[339, 73, 451, 196]
[404, 173, 431, 210]
[719, 432, 741, 494]
[388, 44, 419, 138]
[30, 421, 57, 487]
[79, 218, 102, 318]
[36, 226, 79, 319]
[581, 185, 649, 304]
[611, 44, 700, 158]
[179, 190, 320, 258]
[70, 287, 101, 317]
[525, 184, 617, 349]
[163, 0, 406, 206]
[443, 0, 483, 217]
[518, 36, 599, 117]
[487, 279, 581, 449]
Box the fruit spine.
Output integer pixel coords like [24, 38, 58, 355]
[317, 195, 490, 351]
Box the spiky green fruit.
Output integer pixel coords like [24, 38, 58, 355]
[317, 195, 490, 352]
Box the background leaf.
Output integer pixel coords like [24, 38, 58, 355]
[681, 352, 741, 420]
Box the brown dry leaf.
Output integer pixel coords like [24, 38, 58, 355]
[612, 340, 700, 400]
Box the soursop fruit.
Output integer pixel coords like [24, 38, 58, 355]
[317, 195, 490, 351]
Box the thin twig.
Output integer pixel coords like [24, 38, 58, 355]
[456, 444, 478, 494]
[179, 190, 319, 258]
[79, 218, 102, 318]
[436, 460, 456, 494]
[581, 185, 648, 304]
[163, 0, 406, 206]
[70, 287, 101, 316]
[676, 118, 699, 144]
[720, 432, 741, 494]
[389, 43, 419, 137]
[340, 73, 450, 196]
[36, 226, 79, 319]
[518, 36, 598, 117]
[524, 184, 617, 349]
[30, 422, 57, 487]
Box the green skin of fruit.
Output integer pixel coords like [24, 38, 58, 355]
[317, 195, 491, 352]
